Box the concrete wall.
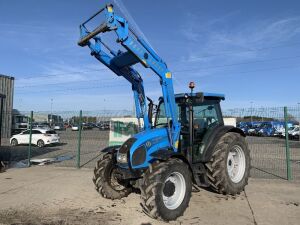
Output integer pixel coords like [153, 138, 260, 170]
[223, 117, 237, 127]
[0, 74, 14, 138]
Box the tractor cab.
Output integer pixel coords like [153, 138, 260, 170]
[155, 91, 225, 163]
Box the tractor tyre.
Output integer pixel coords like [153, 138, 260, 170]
[206, 132, 250, 195]
[93, 153, 132, 200]
[140, 158, 192, 221]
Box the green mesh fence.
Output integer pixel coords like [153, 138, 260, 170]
[224, 106, 300, 180]
[0, 110, 134, 169]
[286, 106, 300, 180]
[1, 107, 299, 180]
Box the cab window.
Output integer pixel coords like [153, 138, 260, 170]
[193, 104, 219, 129]
[155, 102, 180, 127]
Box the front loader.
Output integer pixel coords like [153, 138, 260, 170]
[78, 4, 250, 221]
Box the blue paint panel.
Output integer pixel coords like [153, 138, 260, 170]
[130, 128, 170, 169]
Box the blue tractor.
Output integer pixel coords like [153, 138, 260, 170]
[78, 4, 250, 221]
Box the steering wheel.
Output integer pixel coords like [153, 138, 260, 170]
[181, 123, 189, 134]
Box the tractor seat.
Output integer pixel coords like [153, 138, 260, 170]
[193, 118, 207, 141]
[194, 118, 207, 130]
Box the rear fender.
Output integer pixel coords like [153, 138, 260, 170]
[201, 125, 245, 162]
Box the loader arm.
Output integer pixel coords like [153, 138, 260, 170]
[78, 4, 180, 148]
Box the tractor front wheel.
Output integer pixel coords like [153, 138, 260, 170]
[140, 158, 192, 221]
[93, 153, 132, 199]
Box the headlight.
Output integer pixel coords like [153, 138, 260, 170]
[117, 153, 127, 163]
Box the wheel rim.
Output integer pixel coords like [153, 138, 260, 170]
[38, 141, 44, 147]
[162, 172, 186, 210]
[227, 145, 246, 183]
[109, 168, 127, 191]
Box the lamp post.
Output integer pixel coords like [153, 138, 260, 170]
[298, 103, 300, 142]
[0, 94, 6, 146]
[50, 98, 53, 127]
[250, 101, 253, 123]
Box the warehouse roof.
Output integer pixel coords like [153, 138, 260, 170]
[0, 74, 14, 80]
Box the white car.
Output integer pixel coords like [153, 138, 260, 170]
[53, 123, 65, 131]
[282, 126, 298, 137]
[10, 128, 60, 148]
[289, 126, 299, 140]
[71, 124, 79, 131]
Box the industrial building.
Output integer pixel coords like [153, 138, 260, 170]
[0, 74, 14, 139]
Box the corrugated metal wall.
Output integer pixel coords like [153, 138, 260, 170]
[0, 75, 14, 138]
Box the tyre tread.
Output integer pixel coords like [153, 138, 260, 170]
[205, 132, 251, 195]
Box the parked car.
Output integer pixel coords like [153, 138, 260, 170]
[53, 123, 65, 131]
[288, 126, 299, 140]
[72, 123, 95, 131]
[10, 128, 60, 148]
[274, 126, 285, 137]
[247, 122, 262, 136]
[82, 123, 94, 130]
[97, 121, 110, 130]
[99, 123, 110, 130]
[237, 122, 252, 135]
[72, 124, 79, 131]
[257, 123, 273, 137]
[281, 125, 299, 138]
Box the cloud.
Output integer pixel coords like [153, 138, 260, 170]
[14, 92, 135, 112]
[180, 14, 300, 64]
[15, 62, 118, 88]
[180, 11, 239, 42]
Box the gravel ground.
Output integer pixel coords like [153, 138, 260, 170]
[0, 167, 299, 225]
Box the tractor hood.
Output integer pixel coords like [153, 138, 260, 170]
[117, 127, 170, 169]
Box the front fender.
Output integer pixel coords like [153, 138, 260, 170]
[130, 128, 170, 169]
[101, 145, 121, 154]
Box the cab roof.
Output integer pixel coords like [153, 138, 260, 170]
[174, 92, 225, 101]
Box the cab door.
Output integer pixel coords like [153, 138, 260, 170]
[191, 101, 223, 163]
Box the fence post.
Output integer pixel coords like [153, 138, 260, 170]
[28, 111, 33, 167]
[76, 110, 82, 169]
[284, 107, 292, 180]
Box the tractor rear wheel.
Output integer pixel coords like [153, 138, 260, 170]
[140, 158, 192, 221]
[93, 153, 132, 199]
[206, 132, 250, 195]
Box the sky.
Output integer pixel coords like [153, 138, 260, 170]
[0, 0, 300, 112]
